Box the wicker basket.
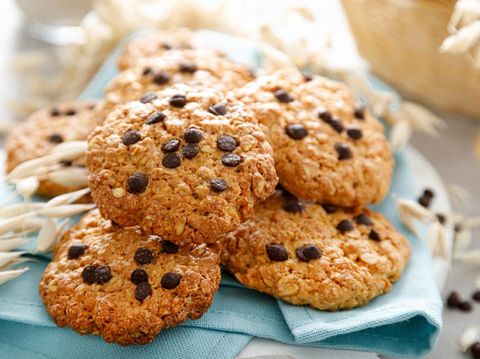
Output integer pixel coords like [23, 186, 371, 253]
[341, 0, 480, 119]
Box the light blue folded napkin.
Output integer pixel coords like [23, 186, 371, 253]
[0, 31, 442, 358]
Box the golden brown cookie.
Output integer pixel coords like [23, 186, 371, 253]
[39, 209, 221, 345]
[87, 85, 278, 245]
[236, 69, 394, 208]
[98, 48, 254, 124]
[5, 101, 97, 199]
[221, 189, 410, 311]
[117, 28, 199, 70]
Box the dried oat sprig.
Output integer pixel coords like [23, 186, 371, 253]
[0, 267, 29, 286]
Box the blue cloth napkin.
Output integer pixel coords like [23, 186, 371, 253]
[0, 31, 442, 358]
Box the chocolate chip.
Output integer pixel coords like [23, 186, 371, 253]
[82, 265, 97, 284]
[285, 124, 308, 140]
[161, 139, 181, 153]
[131, 268, 149, 284]
[184, 128, 203, 143]
[210, 178, 227, 192]
[354, 213, 373, 226]
[336, 219, 354, 233]
[321, 204, 338, 214]
[50, 108, 60, 116]
[122, 130, 141, 146]
[446, 291, 461, 308]
[169, 94, 187, 108]
[48, 134, 64, 144]
[135, 282, 152, 301]
[208, 104, 227, 116]
[134, 248, 154, 265]
[347, 127, 363, 140]
[142, 67, 152, 75]
[317, 109, 333, 122]
[153, 71, 170, 85]
[334, 143, 353, 160]
[146, 111, 166, 125]
[354, 106, 365, 120]
[471, 342, 480, 358]
[282, 200, 305, 214]
[60, 160, 73, 167]
[274, 89, 294, 103]
[418, 188, 435, 208]
[127, 173, 148, 194]
[182, 143, 199, 159]
[325, 118, 344, 133]
[161, 240, 179, 254]
[473, 290, 480, 302]
[140, 92, 158, 104]
[162, 152, 181, 168]
[65, 109, 77, 116]
[161, 43, 172, 50]
[266, 244, 288, 261]
[217, 135, 237, 151]
[296, 244, 321, 262]
[222, 153, 242, 167]
[179, 61, 198, 73]
[95, 266, 112, 284]
[369, 229, 381, 241]
[436, 213, 447, 225]
[459, 301, 473, 312]
[161, 272, 181, 289]
[67, 243, 87, 259]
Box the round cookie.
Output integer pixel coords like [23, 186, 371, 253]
[87, 85, 278, 245]
[117, 28, 198, 70]
[99, 48, 254, 124]
[236, 69, 394, 208]
[221, 189, 410, 311]
[39, 209, 221, 345]
[5, 101, 97, 199]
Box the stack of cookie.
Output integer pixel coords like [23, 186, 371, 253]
[7, 28, 411, 345]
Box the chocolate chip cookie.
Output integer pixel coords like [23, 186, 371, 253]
[39, 209, 221, 345]
[221, 189, 410, 310]
[236, 69, 394, 208]
[5, 101, 97, 199]
[87, 85, 278, 245]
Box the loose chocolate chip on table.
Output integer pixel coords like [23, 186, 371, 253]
[182, 143, 199, 159]
[446, 291, 462, 308]
[418, 188, 435, 208]
[131, 268, 149, 284]
[169, 94, 187, 108]
[122, 130, 141, 146]
[266, 243, 289, 261]
[67, 243, 87, 259]
[296, 244, 322, 262]
[146, 111, 166, 125]
[179, 61, 198, 73]
[208, 103, 227, 116]
[334, 143, 353, 160]
[210, 178, 228, 192]
[436, 213, 447, 225]
[127, 173, 148, 194]
[354, 213, 373, 226]
[161, 139, 181, 153]
[48, 134, 64, 144]
[322, 204, 338, 214]
[140, 92, 158, 104]
[369, 229, 381, 241]
[285, 124, 308, 140]
[65, 109, 77, 116]
[184, 128, 203, 143]
[82, 265, 97, 284]
[217, 135, 237, 151]
[153, 71, 170, 85]
[135, 282, 152, 301]
[142, 67, 152, 75]
[95, 266, 112, 284]
[318, 108, 333, 122]
[347, 127, 363, 140]
[162, 152, 181, 168]
[471, 342, 480, 359]
[134, 248, 154, 265]
[336, 219, 354, 233]
[222, 153, 242, 167]
[274, 89, 294, 103]
[459, 301, 473, 312]
[325, 118, 344, 133]
[354, 106, 365, 120]
[161, 240, 179, 254]
[282, 199, 305, 214]
[50, 108, 60, 116]
[161, 272, 181, 289]
[473, 290, 480, 302]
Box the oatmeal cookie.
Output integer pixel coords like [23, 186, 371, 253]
[5, 101, 97, 199]
[87, 85, 278, 245]
[236, 69, 394, 208]
[221, 189, 410, 311]
[39, 209, 221, 345]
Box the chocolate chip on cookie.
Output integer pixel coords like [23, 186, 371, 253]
[282, 198, 305, 214]
[334, 143, 353, 160]
[354, 106, 365, 120]
[131, 268, 149, 284]
[182, 143, 199, 159]
[354, 213, 373, 226]
[127, 173, 149, 194]
[179, 61, 198, 73]
[146, 111, 166, 125]
[67, 243, 87, 259]
[134, 248, 154, 265]
[274, 89, 294, 103]
[161, 272, 181, 289]
[50, 108, 61, 117]
[162, 152, 181, 168]
[208, 103, 227, 116]
[123, 130, 141, 146]
[161, 240, 179, 254]
[161, 139, 181, 153]
[153, 71, 170, 85]
[346, 127, 363, 140]
[217, 135, 237, 151]
[95, 266, 112, 284]
[336, 219, 354, 233]
[48, 134, 64, 144]
[140, 92, 158, 104]
[169, 94, 187, 108]
[65, 109, 77, 116]
[266, 243, 288, 261]
[222, 153, 242, 167]
[369, 229, 381, 241]
[135, 282, 152, 301]
[296, 244, 322, 262]
[184, 128, 203, 143]
[285, 124, 308, 140]
[321, 204, 338, 214]
[142, 67, 152, 76]
[82, 265, 97, 284]
[325, 117, 344, 133]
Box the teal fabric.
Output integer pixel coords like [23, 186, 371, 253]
[0, 31, 442, 358]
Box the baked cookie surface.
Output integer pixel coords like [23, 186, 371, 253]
[5, 101, 97, 199]
[87, 85, 278, 244]
[221, 189, 410, 310]
[236, 69, 394, 207]
[39, 210, 221, 345]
